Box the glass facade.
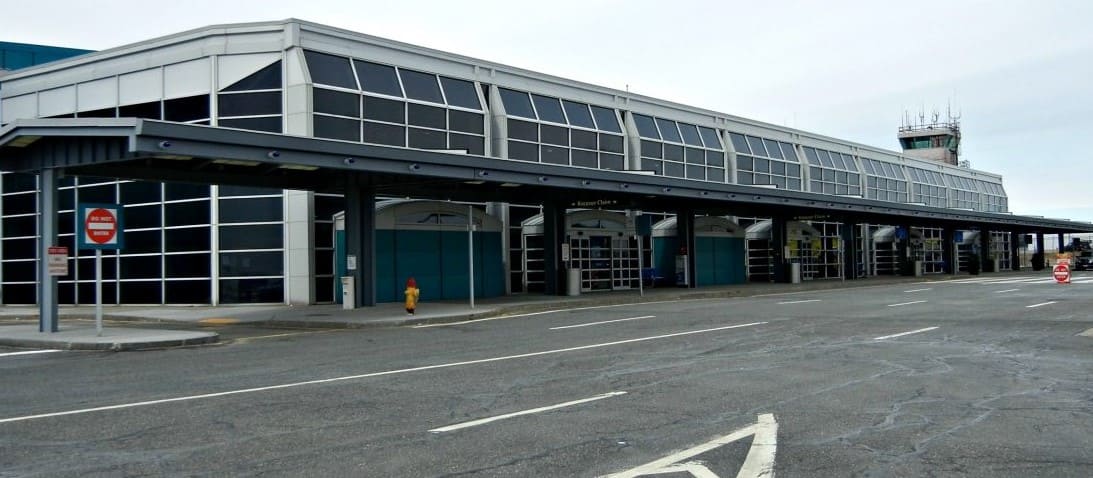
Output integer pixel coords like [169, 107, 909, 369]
[907, 167, 948, 207]
[0, 57, 287, 305]
[499, 88, 625, 170]
[861, 158, 908, 203]
[945, 174, 981, 210]
[307, 51, 486, 155]
[0, 25, 1019, 305]
[803, 147, 861, 196]
[633, 114, 724, 180]
[730, 133, 802, 190]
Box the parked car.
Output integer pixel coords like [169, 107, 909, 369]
[1074, 252, 1093, 271]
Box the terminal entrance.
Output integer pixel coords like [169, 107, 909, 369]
[568, 234, 639, 291]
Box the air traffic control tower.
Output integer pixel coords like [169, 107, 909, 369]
[898, 112, 961, 166]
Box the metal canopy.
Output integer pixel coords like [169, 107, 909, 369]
[1, 118, 1088, 234]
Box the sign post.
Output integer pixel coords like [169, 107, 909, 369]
[78, 204, 124, 336]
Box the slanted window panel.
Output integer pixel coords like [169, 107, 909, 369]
[163, 95, 209, 122]
[729, 133, 750, 154]
[780, 142, 797, 161]
[698, 127, 722, 149]
[562, 100, 595, 128]
[679, 124, 703, 146]
[219, 117, 282, 133]
[633, 114, 660, 139]
[78, 107, 116, 118]
[119, 101, 162, 119]
[222, 61, 282, 91]
[531, 94, 566, 124]
[746, 136, 766, 156]
[314, 115, 360, 141]
[499, 88, 535, 118]
[803, 147, 820, 165]
[363, 122, 405, 146]
[313, 88, 360, 118]
[354, 60, 402, 97]
[590, 106, 621, 133]
[763, 139, 783, 160]
[218, 91, 281, 116]
[362, 96, 405, 123]
[439, 77, 481, 110]
[842, 153, 857, 171]
[399, 69, 443, 103]
[656, 118, 682, 143]
[305, 51, 357, 89]
[407, 103, 446, 129]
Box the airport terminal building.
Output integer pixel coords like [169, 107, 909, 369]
[0, 19, 1083, 307]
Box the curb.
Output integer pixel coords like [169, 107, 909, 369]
[0, 333, 219, 351]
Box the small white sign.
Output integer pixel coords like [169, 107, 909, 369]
[561, 243, 570, 263]
[347, 255, 357, 271]
[47, 246, 68, 276]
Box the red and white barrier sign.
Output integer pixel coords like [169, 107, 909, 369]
[47, 246, 68, 276]
[1053, 264, 1071, 284]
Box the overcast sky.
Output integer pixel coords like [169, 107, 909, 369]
[6, 0, 1092, 222]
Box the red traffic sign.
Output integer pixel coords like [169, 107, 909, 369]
[78, 204, 124, 249]
[85, 208, 118, 244]
[1053, 264, 1071, 284]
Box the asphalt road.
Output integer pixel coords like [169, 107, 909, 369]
[2, 273, 1093, 477]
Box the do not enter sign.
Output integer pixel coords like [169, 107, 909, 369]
[1053, 264, 1071, 284]
[78, 203, 124, 250]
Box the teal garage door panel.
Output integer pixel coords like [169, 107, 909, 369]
[376, 230, 398, 302]
[395, 230, 442, 303]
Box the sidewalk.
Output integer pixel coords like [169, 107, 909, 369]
[0, 271, 1035, 351]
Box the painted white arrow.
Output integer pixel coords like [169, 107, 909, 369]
[603, 413, 777, 478]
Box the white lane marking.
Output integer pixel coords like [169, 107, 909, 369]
[737, 413, 779, 478]
[429, 391, 626, 433]
[549, 316, 655, 330]
[232, 330, 340, 344]
[874, 326, 939, 341]
[413, 299, 693, 328]
[1027, 301, 1057, 308]
[887, 300, 927, 307]
[994, 288, 1021, 294]
[0, 350, 61, 358]
[602, 413, 776, 478]
[903, 288, 931, 293]
[0, 321, 766, 424]
[776, 299, 821, 305]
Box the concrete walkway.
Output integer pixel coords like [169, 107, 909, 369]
[0, 271, 1039, 351]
